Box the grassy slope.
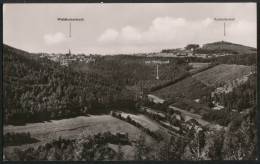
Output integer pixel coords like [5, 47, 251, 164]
[4, 115, 169, 160]
[192, 64, 253, 87]
[153, 64, 253, 101]
[152, 76, 213, 101]
[4, 115, 156, 149]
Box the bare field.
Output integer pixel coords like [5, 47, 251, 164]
[192, 64, 252, 87]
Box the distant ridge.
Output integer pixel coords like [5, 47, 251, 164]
[3, 44, 40, 60]
[202, 41, 256, 54]
[3, 44, 29, 55]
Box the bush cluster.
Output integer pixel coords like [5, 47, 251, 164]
[4, 132, 39, 147]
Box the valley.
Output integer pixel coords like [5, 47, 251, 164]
[3, 41, 257, 161]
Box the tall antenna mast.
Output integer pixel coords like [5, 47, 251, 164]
[145, 60, 169, 80]
[156, 64, 159, 80]
[69, 22, 72, 38]
[69, 22, 71, 55]
[224, 22, 226, 37]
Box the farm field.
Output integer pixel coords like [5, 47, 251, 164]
[192, 64, 253, 87]
[4, 115, 162, 153]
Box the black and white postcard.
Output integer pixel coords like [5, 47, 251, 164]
[3, 3, 257, 161]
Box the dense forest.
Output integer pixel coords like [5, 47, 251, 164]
[3, 45, 138, 125]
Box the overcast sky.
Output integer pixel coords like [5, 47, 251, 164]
[4, 3, 256, 55]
